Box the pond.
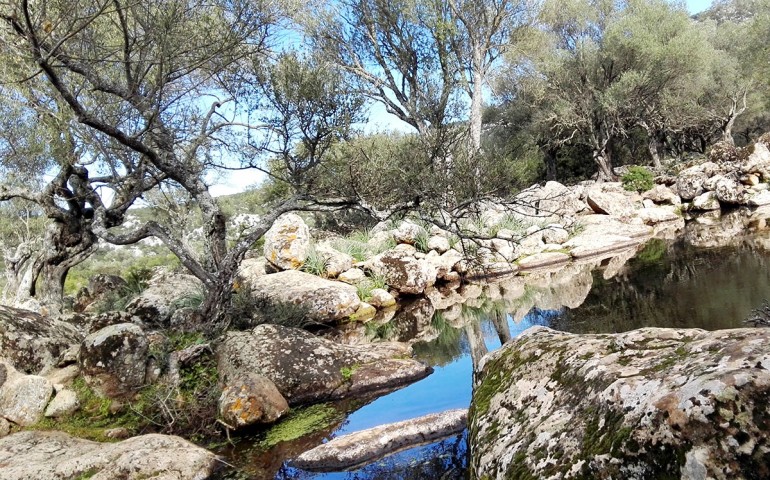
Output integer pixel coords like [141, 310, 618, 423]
[218, 227, 770, 479]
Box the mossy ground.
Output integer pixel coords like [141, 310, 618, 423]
[258, 403, 341, 449]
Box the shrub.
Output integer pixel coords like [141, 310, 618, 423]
[229, 291, 316, 331]
[621, 166, 654, 193]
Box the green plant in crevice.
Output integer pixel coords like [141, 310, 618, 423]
[414, 229, 430, 253]
[355, 273, 388, 302]
[301, 246, 329, 277]
[229, 291, 316, 331]
[622, 166, 654, 193]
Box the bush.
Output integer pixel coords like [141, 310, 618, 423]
[621, 166, 654, 193]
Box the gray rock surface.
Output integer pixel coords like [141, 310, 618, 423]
[217, 324, 432, 405]
[79, 323, 148, 398]
[295, 409, 467, 471]
[676, 170, 708, 200]
[692, 191, 721, 211]
[125, 270, 202, 326]
[263, 212, 311, 270]
[0, 364, 53, 426]
[470, 326, 770, 480]
[246, 270, 361, 322]
[370, 250, 437, 295]
[0, 430, 219, 480]
[0, 306, 82, 374]
[44, 388, 80, 418]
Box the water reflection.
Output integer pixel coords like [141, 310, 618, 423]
[223, 221, 770, 479]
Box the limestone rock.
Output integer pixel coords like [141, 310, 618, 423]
[246, 270, 361, 322]
[44, 388, 80, 418]
[125, 270, 202, 326]
[368, 289, 396, 308]
[715, 176, 746, 205]
[370, 250, 437, 295]
[0, 305, 82, 374]
[218, 373, 289, 428]
[217, 324, 432, 406]
[676, 171, 708, 201]
[642, 185, 681, 206]
[637, 205, 681, 224]
[0, 430, 218, 480]
[740, 142, 770, 180]
[392, 221, 423, 245]
[338, 268, 366, 284]
[427, 235, 450, 253]
[585, 185, 638, 217]
[294, 409, 467, 471]
[692, 191, 721, 211]
[517, 252, 570, 271]
[263, 212, 311, 270]
[0, 418, 8, 438]
[541, 225, 569, 244]
[563, 215, 651, 259]
[79, 323, 148, 398]
[470, 326, 770, 480]
[0, 368, 53, 426]
[749, 190, 770, 207]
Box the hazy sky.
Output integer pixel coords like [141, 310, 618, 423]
[687, 0, 713, 13]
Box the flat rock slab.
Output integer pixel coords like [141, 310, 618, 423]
[246, 270, 361, 322]
[294, 409, 467, 471]
[517, 252, 571, 271]
[470, 326, 770, 480]
[218, 324, 432, 406]
[0, 430, 219, 479]
[564, 215, 651, 259]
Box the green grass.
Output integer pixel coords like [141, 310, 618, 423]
[355, 273, 388, 301]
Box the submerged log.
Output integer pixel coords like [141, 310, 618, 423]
[293, 409, 467, 472]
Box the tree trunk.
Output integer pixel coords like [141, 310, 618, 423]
[37, 264, 69, 314]
[593, 147, 614, 182]
[469, 61, 483, 153]
[490, 310, 512, 345]
[543, 146, 558, 180]
[648, 136, 662, 169]
[199, 265, 238, 336]
[465, 320, 489, 388]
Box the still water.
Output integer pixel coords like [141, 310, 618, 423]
[220, 233, 770, 479]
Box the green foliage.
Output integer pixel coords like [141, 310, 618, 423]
[339, 364, 359, 381]
[355, 273, 388, 302]
[413, 229, 430, 253]
[622, 166, 654, 193]
[258, 403, 341, 449]
[65, 249, 179, 296]
[636, 238, 668, 265]
[301, 246, 329, 277]
[92, 265, 156, 314]
[229, 291, 316, 331]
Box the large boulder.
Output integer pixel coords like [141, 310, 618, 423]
[0, 362, 53, 427]
[73, 274, 128, 313]
[392, 220, 424, 245]
[715, 176, 746, 205]
[676, 170, 708, 201]
[263, 212, 311, 270]
[740, 142, 770, 180]
[642, 185, 681, 206]
[315, 243, 355, 278]
[245, 270, 361, 322]
[585, 184, 639, 217]
[0, 430, 219, 479]
[0, 306, 82, 374]
[470, 326, 770, 480]
[217, 324, 432, 406]
[692, 191, 721, 211]
[125, 270, 202, 326]
[562, 215, 651, 259]
[370, 250, 437, 295]
[78, 323, 148, 398]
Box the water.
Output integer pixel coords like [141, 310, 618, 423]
[221, 230, 770, 479]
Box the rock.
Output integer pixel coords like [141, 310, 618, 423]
[44, 365, 80, 388]
[316, 244, 355, 278]
[218, 324, 432, 406]
[370, 250, 437, 295]
[517, 252, 571, 271]
[350, 302, 377, 322]
[715, 176, 746, 205]
[708, 140, 738, 163]
[692, 191, 721, 211]
[427, 235, 450, 253]
[676, 171, 707, 201]
[642, 185, 681, 206]
[637, 205, 681, 224]
[237, 256, 269, 288]
[125, 270, 202, 326]
[294, 409, 467, 471]
[338, 268, 366, 284]
[105, 427, 131, 439]
[263, 212, 311, 270]
[533, 181, 587, 218]
[392, 221, 423, 245]
[541, 225, 569, 244]
[246, 270, 361, 322]
[585, 185, 638, 217]
[0, 431, 218, 479]
[73, 274, 128, 313]
[0, 369, 53, 426]
[368, 289, 396, 308]
[749, 190, 770, 207]
[218, 373, 289, 428]
[0, 418, 8, 438]
[44, 388, 80, 418]
[470, 326, 770, 480]
[563, 215, 651, 259]
[79, 323, 148, 398]
[740, 142, 770, 180]
[0, 305, 83, 374]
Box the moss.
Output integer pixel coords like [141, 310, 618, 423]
[71, 469, 99, 480]
[259, 403, 340, 449]
[340, 364, 360, 382]
[504, 449, 539, 480]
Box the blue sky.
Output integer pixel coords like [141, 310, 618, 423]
[687, 0, 713, 13]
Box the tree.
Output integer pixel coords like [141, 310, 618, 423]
[0, 0, 361, 328]
[512, 0, 717, 179]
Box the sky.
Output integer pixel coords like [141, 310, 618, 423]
[210, 0, 716, 197]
